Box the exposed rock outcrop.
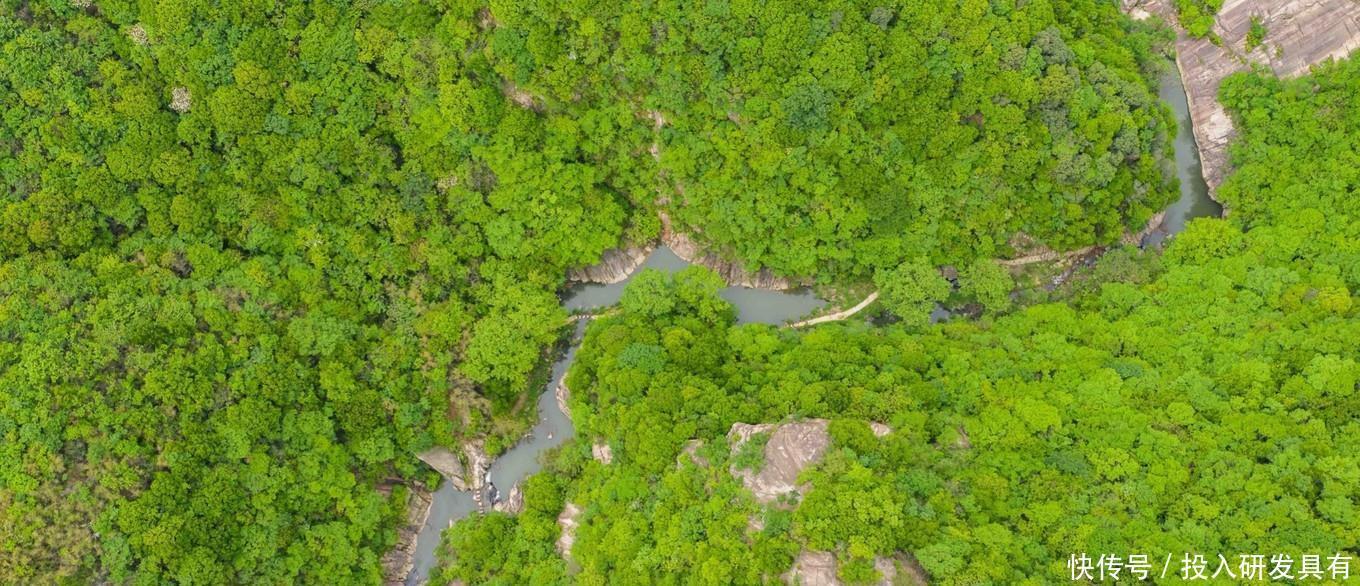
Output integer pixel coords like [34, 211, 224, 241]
[568, 245, 656, 284]
[785, 550, 839, 586]
[555, 379, 571, 419]
[1122, 0, 1360, 193]
[416, 441, 491, 506]
[556, 502, 583, 562]
[782, 551, 929, 586]
[492, 482, 524, 515]
[662, 227, 801, 290]
[591, 442, 614, 464]
[416, 447, 468, 490]
[869, 422, 892, 437]
[381, 485, 433, 585]
[170, 87, 191, 113]
[728, 420, 830, 504]
[875, 552, 930, 586]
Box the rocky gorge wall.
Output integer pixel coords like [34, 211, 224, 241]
[1125, 0, 1360, 193]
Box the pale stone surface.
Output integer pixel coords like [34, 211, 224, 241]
[492, 482, 524, 515]
[679, 439, 709, 468]
[555, 379, 571, 419]
[170, 87, 191, 113]
[591, 442, 613, 464]
[415, 441, 490, 497]
[556, 502, 582, 561]
[869, 422, 892, 437]
[728, 420, 830, 504]
[1123, 0, 1360, 192]
[785, 550, 840, 586]
[415, 447, 467, 490]
[662, 227, 800, 289]
[127, 24, 148, 46]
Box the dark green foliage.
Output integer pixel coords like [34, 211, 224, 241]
[874, 259, 950, 327]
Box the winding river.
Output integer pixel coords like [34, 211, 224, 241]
[404, 63, 1221, 585]
[404, 247, 825, 584]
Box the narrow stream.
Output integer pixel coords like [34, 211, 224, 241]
[1143, 63, 1224, 247]
[406, 63, 1220, 584]
[405, 247, 824, 584]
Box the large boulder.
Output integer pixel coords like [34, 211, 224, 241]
[728, 419, 830, 504]
[785, 550, 839, 586]
[416, 441, 490, 494]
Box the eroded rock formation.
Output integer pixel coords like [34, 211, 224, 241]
[567, 245, 655, 284]
[728, 420, 830, 504]
[1124, 0, 1360, 192]
[492, 482, 524, 515]
[415, 442, 491, 501]
[875, 552, 930, 586]
[661, 224, 803, 290]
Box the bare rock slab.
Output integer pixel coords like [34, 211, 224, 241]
[784, 550, 840, 586]
[728, 419, 830, 504]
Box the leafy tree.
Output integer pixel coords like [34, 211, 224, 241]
[874, 259, 950, 327]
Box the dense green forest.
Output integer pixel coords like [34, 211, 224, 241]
[431, 58, 1360, 585]
[1, 1, 641, 582]
[480, 0, 1177, 277]
[1, 0, 1354, 584]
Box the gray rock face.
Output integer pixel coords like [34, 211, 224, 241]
[1123, 0, 1360, 193]
[555, 379, 571, 419]
[416, 447, 467, 490]
[568, 245, 655, 284]
[782, 550, 930, 586]
[662, 229, 801, 290]
[728, 420, 830, 504]
[492, 482, 524, 515]
[415, 442, 491, 496]
[679, 439, 709, 468]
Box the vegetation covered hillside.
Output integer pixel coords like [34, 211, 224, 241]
[485, 0, 1178, 277]
[432, 59, 1360, 584]
[0, 1, 641, 582]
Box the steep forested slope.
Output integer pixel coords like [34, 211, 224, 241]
[0, 2, 642, 582]
[486, 0, 1177, 277]
[433, 59, 1360, 584]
